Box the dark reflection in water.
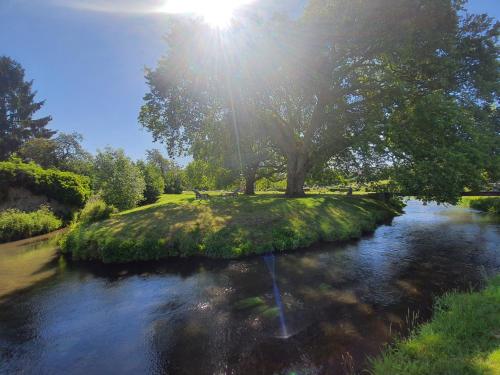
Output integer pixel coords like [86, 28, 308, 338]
[0, 201, 499, 374]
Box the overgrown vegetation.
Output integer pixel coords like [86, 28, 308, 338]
[371, 275, 500, 375]
[0, 206, 63, 243]
[60, 193, 400, 263]
[462, 197, 500, 215]
[0, 160, 91, 207]
[77, 196, 116, 225]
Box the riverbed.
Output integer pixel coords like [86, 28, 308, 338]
[0, 201, 499, 374]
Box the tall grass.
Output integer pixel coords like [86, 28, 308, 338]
[371, 276, 500, 375]
[0, 206, 63, 243]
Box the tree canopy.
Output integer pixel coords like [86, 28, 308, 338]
[139, 0, 498, 202]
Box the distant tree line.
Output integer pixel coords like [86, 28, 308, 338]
[0, 56, 185, 211]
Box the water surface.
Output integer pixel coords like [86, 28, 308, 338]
[0, 201, 499, 374]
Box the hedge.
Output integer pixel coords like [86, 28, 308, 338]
[0, 160, 91, 207]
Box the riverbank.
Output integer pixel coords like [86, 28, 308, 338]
[461, 196, 500, 215]
[60, 193, 401, 263]
[372, 275, 500, 374]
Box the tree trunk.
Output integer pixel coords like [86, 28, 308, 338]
[244, 166, 257, 195]
[244, 173, 256, 195]
[285, 152, 307, 197]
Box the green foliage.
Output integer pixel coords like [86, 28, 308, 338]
[387, 92, 494, 204]
[0, 160, 91, 207]
[0, 206, 63, 243]
[17, 137, 58, 167]
[18, 132, 94, 176]
[255, 177, 287, 192]
[163, 169, 184, 194]
[145, 149, 184, 194]
[462, 197, 500, 215]
[92, 148, 145, 211]
[184, 159, 232, 190]
[140, 1, 498, 200]
[78, 196, 116, 225]
[60, 193, 401, 263]
[137, 161, 165, 205]
[0, 56, 54, 160]
[372, 276, 500, 375]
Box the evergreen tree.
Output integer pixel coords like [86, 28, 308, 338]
[0, 56, 54, 159]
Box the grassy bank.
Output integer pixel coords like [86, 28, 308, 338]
[461, 196, 500, 215]
[0, 207, 63, 243]
[60, 193, 400, 263]
[372, 276, 500, 375]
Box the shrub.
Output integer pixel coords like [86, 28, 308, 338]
[92, 148, 146, 210]
[78, 196, 116, 224]
[0, 160, 91, 207]
[468, 197, 500, 214]
[137, 161, 165, 205]
[164, 169, 184, 194]
[0, 206, 63, 242]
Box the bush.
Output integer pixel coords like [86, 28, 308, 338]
[164, 170, 184, 194]
[92, 148, 146, 210]
[0, 160, 91, 207]
[78, 196, 116, 224]
[137, 161, 165, 205]
[0, 206, 63, 242]
[255, 177, 287, 191]
[468, 197, 500, 214]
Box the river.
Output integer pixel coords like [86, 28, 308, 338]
[0, 201, 499, 374]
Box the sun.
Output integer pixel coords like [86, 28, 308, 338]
[160, 0, 253, 29]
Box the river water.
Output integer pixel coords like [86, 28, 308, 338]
[0, 201, 499, 374]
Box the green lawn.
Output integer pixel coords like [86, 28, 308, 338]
[61, 192, 400, 263]
[372, 276, 500, 375]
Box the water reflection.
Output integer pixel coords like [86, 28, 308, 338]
[263, 254, 289, 338]
[0, 201, 499, 374]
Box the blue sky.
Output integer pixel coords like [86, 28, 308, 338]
[1, 0, 498, 163]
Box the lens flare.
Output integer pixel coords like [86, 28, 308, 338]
[160, 0, 253, 29]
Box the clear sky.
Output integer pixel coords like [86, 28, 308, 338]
[1, 0, 498, 162]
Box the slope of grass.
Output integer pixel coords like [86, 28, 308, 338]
[372, 276, 500, 375]
[60, 192, 400, 263]
[461, 196, 500, 215]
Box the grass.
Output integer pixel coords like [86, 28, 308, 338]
[371, 276, 500, 375]
[0, 206, 63, 243]
[60, 192, 401, 263]
[461, 197, 500, 215]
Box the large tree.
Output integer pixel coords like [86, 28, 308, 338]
[139, 19, 285, 195]
[0, 56, 54, 159]
[140, 0, 498, 200]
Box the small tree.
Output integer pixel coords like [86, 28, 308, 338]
[145, 149, 184, 194]
[18, 132, 93, 175]
[0, 56, 54, 160]
[92, 148, 145, 210]
[137, 160, 165, 205]
[17, 137, 58, 168]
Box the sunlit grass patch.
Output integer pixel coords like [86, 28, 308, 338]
[61, 192, 400, 263]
